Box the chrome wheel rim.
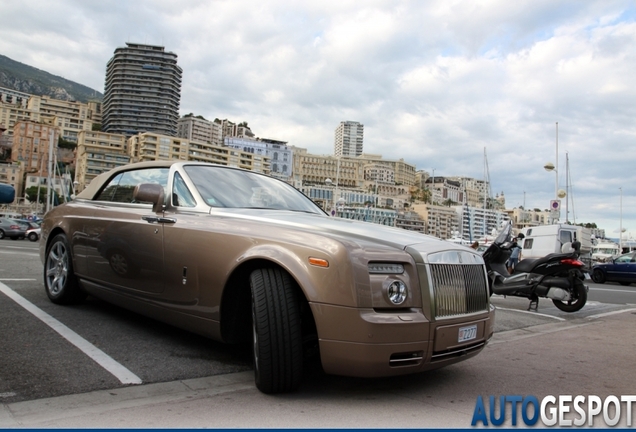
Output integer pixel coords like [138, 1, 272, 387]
[45, 241, 68, 296]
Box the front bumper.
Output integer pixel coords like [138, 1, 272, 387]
[311, 303, 495, 377]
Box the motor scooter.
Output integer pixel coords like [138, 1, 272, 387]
[482, 222, 589, 312]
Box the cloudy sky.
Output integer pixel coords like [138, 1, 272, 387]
[2, 0, 634, 238]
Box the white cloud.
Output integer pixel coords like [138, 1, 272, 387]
[1, 0, 635, 237]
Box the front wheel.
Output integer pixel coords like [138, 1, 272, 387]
[592, 269, 606, 284]
[44, 234, 86, 304]
[250, 267, 303, 394]
[552, 279, 587, 312]
[28, 232, 39, 242]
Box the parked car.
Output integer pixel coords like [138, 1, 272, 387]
[0, 217, 28, 240]
[26, 227, 41, 241]
[591, 251, 636, 285]
[40, 161, 495, 393]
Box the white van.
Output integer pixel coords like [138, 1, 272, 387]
[520, 224, 591, 261]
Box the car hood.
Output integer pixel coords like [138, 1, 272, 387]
[216, 208, 474, 257]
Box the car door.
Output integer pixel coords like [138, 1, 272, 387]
[606, 254, 632, 282]
[627, 253, 636, 283]
[83, 167, 169, 295]
[160, 171, 221, 311]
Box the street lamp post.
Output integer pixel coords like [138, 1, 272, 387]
[544, 122, 566, 223]
[619, 187, 623, 253]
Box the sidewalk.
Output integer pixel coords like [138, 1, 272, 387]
[2, 309, 635, 428]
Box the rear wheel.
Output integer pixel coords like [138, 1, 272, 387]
[250, 267, 303, 394]
[0, 230, 5, 239]
[592, 269, 606, 284]
[552, 278, 587, 312]
[44, 234, 86, 304]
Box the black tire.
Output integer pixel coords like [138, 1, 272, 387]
[250, 267, 303, 394]
[592, 269, 606, 284]
[0, 230, 5, 239]
[552, 279, 587, 312]
[28, 232, 39, 242]
[44, 234, 86, 305]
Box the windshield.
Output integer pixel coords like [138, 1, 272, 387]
[184, 165, 325, 214]
[494, 222, 512, 245]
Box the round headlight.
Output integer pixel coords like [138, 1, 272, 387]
[387, 280, 407, 305]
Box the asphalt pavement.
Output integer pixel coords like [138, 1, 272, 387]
[2, 304, 635, 428]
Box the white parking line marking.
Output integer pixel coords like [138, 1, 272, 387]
[495, 306, 566, 321]
[0, 250, 39, 256]
[0, 279, 37, 281]
[589, 287, 636, 294]
[588, 308, 636, 319]
[0, 282, 142, 385]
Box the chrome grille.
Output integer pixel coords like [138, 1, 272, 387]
[429, 264, 489, 318]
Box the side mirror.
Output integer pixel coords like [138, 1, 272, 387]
[134, 183, 165, 213]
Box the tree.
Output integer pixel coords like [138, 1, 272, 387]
[58, 137, 77, 150]
[442, 198, 457, 207]
[25, 186, 60, 204]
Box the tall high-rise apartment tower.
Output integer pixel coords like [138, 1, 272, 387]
[103, 43, 182, 137]
[334, 121, 364, 157]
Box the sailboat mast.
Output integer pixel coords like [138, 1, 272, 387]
[565, 152, 570, 223]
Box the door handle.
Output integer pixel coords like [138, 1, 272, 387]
[142, 216, 176, 224]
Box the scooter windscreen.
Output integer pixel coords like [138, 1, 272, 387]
[494, 221, 512, 245]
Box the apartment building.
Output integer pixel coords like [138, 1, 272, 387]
[128, 132, 270, 174]
[455, 205, 508, 242]
[334, 121, 364, 157]
[87, 101, 102, 125]
[178, 115, 214, 143]
[395, 211, 426, 232]
[0, 100, 40, 138]
[410, 203, 460, 239]
[10, 120, 58, 176]
[225, 137, 292, 178]
[291, 147, 364, 188]
[504, 207, 551, 230]
[75, 130, 130, 192]
[103, 43, 182, 137]
[0, 87, 30, 108]
[358, 153, 416, 187]
[24, 96, 93, 144]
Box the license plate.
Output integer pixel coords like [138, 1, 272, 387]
[458, 324, 477, 343]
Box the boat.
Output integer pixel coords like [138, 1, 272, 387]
[591, 241, 620, 263]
